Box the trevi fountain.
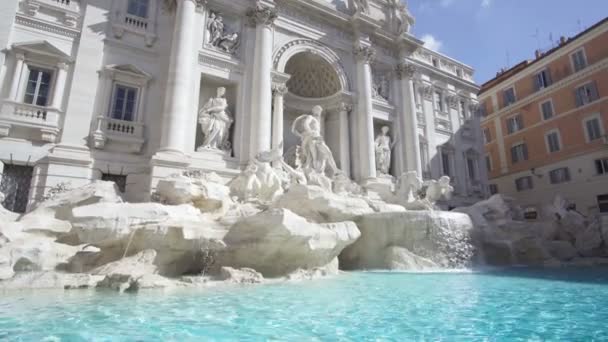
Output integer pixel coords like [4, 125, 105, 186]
[0, 0, 607, 340]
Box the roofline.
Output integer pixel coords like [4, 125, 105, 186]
[478, 16, 608, 95]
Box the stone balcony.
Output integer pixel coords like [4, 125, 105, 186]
[0, 100, 61, 142]
[90, 116, 145, 154]
[24, 0, 81, 27]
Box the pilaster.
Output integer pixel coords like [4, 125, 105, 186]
[353, 44, 377, 182]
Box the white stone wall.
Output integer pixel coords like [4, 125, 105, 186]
[0, 0, 486, 210]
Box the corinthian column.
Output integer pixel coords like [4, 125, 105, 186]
[158, 0, 204, 154]
[353, 45, 377, 181]
[395, 61, 422, 176]
[247, 3, 277, 158]
[271, 83, 287, 167]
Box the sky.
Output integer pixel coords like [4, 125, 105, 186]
[408, 0, 608, 84]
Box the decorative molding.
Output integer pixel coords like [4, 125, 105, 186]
[395, 62, 416, 80]
[163, 0, 207, 13]
[272, 83, 288, 95]
[15, 14, 80, 39]
[353, 45, 376, 63]
[246, 3, 278, 27]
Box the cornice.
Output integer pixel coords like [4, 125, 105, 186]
[408, 59, 479, 93]
[480, 58, 608, 122]
[15, 14, 80, 39]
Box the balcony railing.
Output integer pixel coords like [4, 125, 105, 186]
[91, 116, 145, 153]
[124, 14, 148, 31]
[0, 101, 61, 142]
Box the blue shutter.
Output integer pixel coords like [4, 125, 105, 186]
[575, 88, 583, 107]
[590, 81, 600, 101]
[523, 144, 528, 160]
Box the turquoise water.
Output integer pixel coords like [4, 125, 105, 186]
[2, 268, 608, 341]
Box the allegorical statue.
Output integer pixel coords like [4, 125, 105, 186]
[206, 12, 240, 54]
[387, 0, 413, 35]
[374, 126, 395, 175]
[424, 176, 454, 205]
[292, 106, 339, 175]
[207, 13, 224, 46]
[198, 87, 233, 151]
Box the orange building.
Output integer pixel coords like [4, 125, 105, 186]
[479, 17, 608, 216]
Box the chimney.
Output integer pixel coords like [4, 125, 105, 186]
[534, 49, 542, 58]
[559, 36, 567, 45]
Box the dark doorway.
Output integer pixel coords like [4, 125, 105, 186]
[0, 165, 34, 213]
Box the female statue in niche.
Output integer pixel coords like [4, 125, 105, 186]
[197, 87, 233, 151]
[375, 126, 395, 175]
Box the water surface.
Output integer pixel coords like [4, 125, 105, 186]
[1, 268, 608, 341]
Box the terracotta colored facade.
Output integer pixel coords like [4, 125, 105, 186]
[479, 18, 608, 216]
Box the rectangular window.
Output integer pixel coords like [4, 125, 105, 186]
[506, 114, 524, 134]
[571, 49, 587, 72]
[598, 194, 608, 213]
[467, 157, 477, 180]
[127, 0, 149, 18]
[540, 100, 554, 120]
[511, 143, 528, 163]
[546, 131, 561, 153]
[485, 155, 492, 172]
[595, 158, 608, 175]
[534, 69, 552, 90]
[585, 117, 603, 141]
[503, 87, 516, 107]
[489, 184, 498, 195]
[549, 167, 570, 184]
[110, 85, 138, 121]
[515, 176, 533, 191]
[483, 128, 492, 144]
[441, 151, 451, 176]
[575, 82, 600, 107]
[23, 66, 52, 107]
[434, 91, 444, 112]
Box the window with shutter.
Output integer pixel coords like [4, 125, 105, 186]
[595, 158, 608, 175]
[585, 118, 602, 141]
[549, 168, 570, 184]
[534, 69, 552, 90]
[540, 100, 554, 120]
[515, 176, 533, 191]
[571, 49, 587, 72]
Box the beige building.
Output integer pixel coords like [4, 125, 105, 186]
[479, 17, 608, 217]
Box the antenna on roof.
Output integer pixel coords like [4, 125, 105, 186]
[549, 32, 555, 48]
[505, 50, 510, 68]
[531, 28, 540, 50]
[577, 19, 582, 33]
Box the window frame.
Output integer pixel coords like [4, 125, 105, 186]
[109, 83, 139, 122]
[598, 194, 608, 213]
[544, 129, 562, 154]
[503, 86, 517, 107]
[483, 127, 492, 144]
[23, 65, 54, 107]
[570, 48, 588, 73]
[484, 153, 492, 173]
[510, 142, 528, 164]
[515, 176, 533, 192]
[127, 0, 149, 19]
[488, 184, 498, 195]
[506, 113, 524, 134]
[539, 98, 555, 121]
[534, 68, 552, 90]
[582, 113, 605, 143]
[574, 81, 600, 107]
[549, 167, 571, 184]
[594, 158, 608, 175]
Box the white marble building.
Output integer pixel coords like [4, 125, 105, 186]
[0, 0, 486, 212]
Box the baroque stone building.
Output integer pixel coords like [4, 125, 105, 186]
[0, 0, 486, 212]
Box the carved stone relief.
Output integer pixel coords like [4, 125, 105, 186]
[206, 11, 241, 55]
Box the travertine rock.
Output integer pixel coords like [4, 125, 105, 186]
[220, 208, 360, 277]
[574, 221, 604, 257]
[0, 271, 104, 290]
[218, 267, 264, 284]
[273, 184, 374, 223]
[340, 211, 474, 270]
[511, 237, 552, 265]
[91, 249, 158, 277]
[545, 240, 578, 261]
[156, 172, 233, 213]
[383, 246, 438, 270]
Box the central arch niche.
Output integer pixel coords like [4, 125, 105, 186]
[284, 52, 341, 98]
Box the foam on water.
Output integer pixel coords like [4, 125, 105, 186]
[2, 268, 608, 341]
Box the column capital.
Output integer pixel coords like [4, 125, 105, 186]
[15, 52, 26, 61]
[246, 3, 278, 27]
[353, 45, 376, 63]
[272, 83, 288, 95]
[395, 62, 416, 80]
[339, 102, 353, 113]
[57, 62, 70, 71]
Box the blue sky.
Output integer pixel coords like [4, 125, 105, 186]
[408, 0, 608, 84]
